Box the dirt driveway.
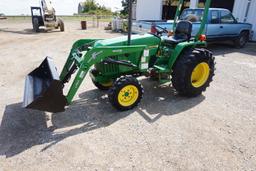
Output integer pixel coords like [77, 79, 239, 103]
[0, 20, 256, 171]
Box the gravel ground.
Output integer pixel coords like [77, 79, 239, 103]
[0, 20, 256, 171]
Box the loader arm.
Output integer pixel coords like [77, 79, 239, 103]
[22, 38, 147, 113]
[173, 0, 184, 31]
[60, 39, 101, 81]
[195, 0, 211, 41]
[61, 42, 147, 104]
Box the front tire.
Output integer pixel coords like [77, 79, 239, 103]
[108, 76, 144, 111]
[58, 18, 64, 32]
[234, 31, 249, 48]
[171, 48, 215, 97]
[32, 18, 40, 32]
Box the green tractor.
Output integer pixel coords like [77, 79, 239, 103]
[23, 0, 215, 113]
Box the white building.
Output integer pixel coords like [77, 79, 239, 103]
[135, 0, 256, 40]
[233, 0, 256, 40]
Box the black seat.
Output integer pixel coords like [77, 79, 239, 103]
[163, 20, 192, 44]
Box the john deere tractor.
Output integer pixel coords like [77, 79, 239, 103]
[23, 0, 215, 112]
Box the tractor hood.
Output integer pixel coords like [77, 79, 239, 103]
[94, 33, 161, 47]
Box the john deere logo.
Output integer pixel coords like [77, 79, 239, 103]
[92, 51, 103, 60]
[113, 49, 123, 53]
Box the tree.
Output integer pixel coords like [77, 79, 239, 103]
[120, 0, 136, 16]
[164, 0, 173, 6]
[83, 0, 98, 13]
[82, 0, 112, 15]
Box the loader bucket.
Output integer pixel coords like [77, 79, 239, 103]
[22, 57, 67, 113]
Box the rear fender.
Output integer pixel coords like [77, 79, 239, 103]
[168, 41, 206, 69]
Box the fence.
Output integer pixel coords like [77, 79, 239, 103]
[5, 15, 113, 28]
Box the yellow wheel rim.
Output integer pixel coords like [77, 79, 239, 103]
[118, 85, 139, 107]
[191, 62, 210, 88]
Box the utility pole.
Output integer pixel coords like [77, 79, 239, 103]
[127, 0, 132, 45]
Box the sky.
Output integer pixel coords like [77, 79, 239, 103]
[0, 0, 122, 15]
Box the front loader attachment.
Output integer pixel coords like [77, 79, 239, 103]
[22, 57, 67, 113]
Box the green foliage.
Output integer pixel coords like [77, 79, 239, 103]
[82, 0, 113, 15]
[120, 0, 136, 16]
[163, 0, 174, 6]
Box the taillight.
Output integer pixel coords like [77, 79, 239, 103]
[199, 34, 207, 41]
[150, 25, 157, 34]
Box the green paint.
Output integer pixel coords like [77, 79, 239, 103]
[58, 0, 212, 106]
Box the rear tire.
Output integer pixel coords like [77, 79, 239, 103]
[32, 18, 40, 32]
[58, 18, 64, 32]
[171, 48, 215, 97]
[108, 76, 144, 111]
[234, 31, 249, 48]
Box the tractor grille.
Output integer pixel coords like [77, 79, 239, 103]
[96, 56, 119, 74]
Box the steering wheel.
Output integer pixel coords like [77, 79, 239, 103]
[151, 25, 169, 37]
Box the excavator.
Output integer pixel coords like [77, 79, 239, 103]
[31, 0, 64, 32]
